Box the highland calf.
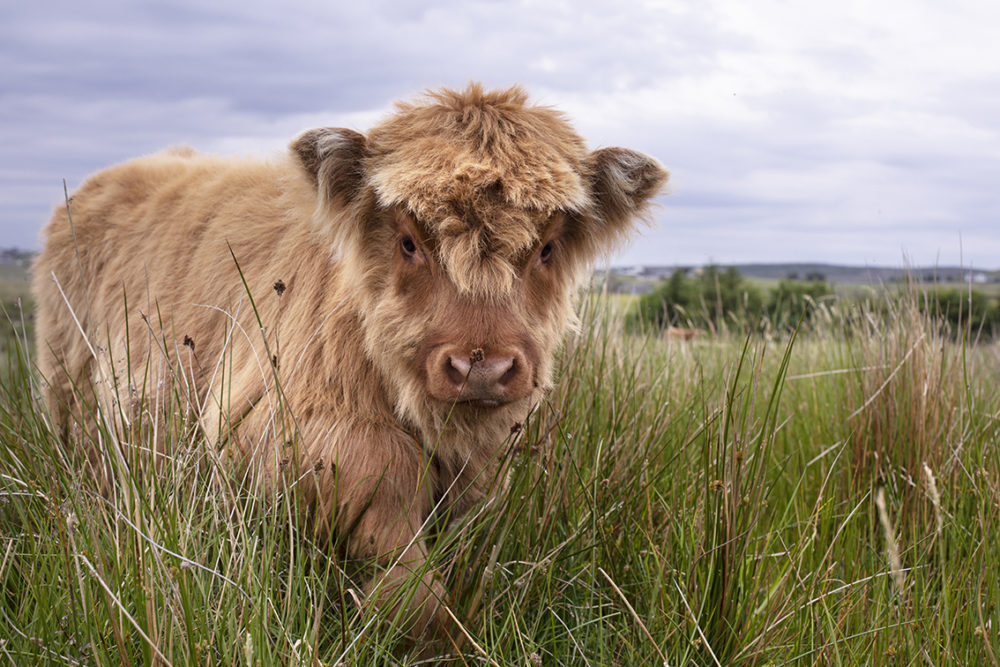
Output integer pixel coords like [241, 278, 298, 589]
[33, 84, 668, 637]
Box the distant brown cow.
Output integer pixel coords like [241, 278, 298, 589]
[666, 326, 701, 342]
[33, 84, 667, 636]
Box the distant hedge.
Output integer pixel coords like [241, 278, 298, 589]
[920, 288, 1000, 338]
[625, 266, 834, 333]
[626, 267, 999, 339]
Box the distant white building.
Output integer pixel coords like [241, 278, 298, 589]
[622, 265, 645, 277]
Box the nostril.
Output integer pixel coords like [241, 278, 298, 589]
[446, 355, 470, 386]
[498, 357, 518, 386]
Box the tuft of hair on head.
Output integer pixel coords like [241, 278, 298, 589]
[416, 81, 532, 112]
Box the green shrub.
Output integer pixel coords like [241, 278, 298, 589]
[767, 278, 834, 329]
[626, 267, 832, 334]
[921, 287, 1000, 339]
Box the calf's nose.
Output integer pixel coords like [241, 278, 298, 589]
[427, 345, 531, 406]
[445, 352, 517, 390]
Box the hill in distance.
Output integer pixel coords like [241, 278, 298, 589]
[3, 249, 999, 286]
[611, 262, 999, 285]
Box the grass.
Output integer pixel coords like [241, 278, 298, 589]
[1, 266, 33, 360]
[1, 283, 998, 664]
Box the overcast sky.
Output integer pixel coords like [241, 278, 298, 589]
[3, 0, 998, 268]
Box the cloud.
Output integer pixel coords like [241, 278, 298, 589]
[2, 0, 998, 268]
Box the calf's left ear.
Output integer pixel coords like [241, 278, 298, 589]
[586, 147, 669, 233]
[290, 127, 369, 207]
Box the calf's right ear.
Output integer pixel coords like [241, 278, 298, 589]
[290, 128, 369, 206]
[587, 147, 669, 232]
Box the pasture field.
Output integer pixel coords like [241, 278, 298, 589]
[0, 265, 30, 304]
[0, 269, 32, 360]
[1, 285, 998, 665]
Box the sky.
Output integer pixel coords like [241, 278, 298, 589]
[2, 0, 998, 269]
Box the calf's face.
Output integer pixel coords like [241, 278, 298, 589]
[391, 204, 560, 411]
[291, 85, 668, 429]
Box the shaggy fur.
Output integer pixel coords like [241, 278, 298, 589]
[32, 83, 668, 638]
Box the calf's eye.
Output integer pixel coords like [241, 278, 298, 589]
[540, 241, 554, 263]
[400, 236, 417, 257]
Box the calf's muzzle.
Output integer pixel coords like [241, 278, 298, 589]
[427, 345, 534, 408]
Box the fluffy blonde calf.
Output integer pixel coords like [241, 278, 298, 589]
[33, 83, 668, 637]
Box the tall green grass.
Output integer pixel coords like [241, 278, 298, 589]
[1, 285, 997, 664]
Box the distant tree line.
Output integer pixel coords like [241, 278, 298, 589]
[0, 248, 35, 265]
[918, 288, 1000, 338]
[626, 266, 834, 333]
[626, 266, 1000, 339]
